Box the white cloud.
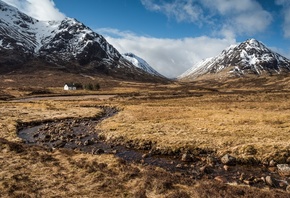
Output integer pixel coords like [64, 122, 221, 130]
[141, 0, 272, 38]
[141, 0, 205, 24]
[207, 0, 272, 37]
[204, 0, 258, 14]
[2, 0, 65, 21]
[275, 0, 290, 38]
[220, 10, 272, 38]
[97, 28, 235, 78]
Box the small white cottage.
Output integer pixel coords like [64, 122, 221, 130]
[64, 83, 77, 90]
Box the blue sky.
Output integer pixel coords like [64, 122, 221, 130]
[3, 0, 290, 77]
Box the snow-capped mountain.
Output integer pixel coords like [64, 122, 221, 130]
[179, 39, 290, 80]
[122, 53, 163, 77]
[0, 1, 119, 62]
[0, 0, 165, 81]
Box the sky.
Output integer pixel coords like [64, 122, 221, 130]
[2, 0, 290, 78]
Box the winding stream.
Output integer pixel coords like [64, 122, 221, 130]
[17, 106, 288, 190]
[17, 107, 185, 172]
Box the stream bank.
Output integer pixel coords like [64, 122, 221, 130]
[17, 106, 290, 192]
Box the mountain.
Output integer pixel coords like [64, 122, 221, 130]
[179, 39, 290, 80]
[122, 53, 164, 77]
[0, 1, 166, 81]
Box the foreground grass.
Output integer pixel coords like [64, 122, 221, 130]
[1, 138, 196, 197]
[1, 138, 288, 198]
[1, 87, 290, 197]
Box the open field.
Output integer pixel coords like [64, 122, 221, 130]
[1, 81, 290, 197]
[101, 90, 290, 164]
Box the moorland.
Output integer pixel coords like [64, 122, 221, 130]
[1, 72, 290, 197]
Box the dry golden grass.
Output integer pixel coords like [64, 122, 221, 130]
[100, 91, 290, 163]
[1, 138, 194, 198]
[0, 97, 199, 198]
[1, 138, 288, 198]
[1, 82, 290, 197]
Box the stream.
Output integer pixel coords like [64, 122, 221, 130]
[17, 107, 186, 173]
[17, 106, 289, 191]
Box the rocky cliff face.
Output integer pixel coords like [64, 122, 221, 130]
[179, 39, 290, 80]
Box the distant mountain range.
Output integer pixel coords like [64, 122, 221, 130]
[2, 0, 290, 85]
[0, 0, 165, 82]
[179, 38, 290, 80]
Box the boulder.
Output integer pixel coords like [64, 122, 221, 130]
[200, 165, 212, 174]
[221, 154, 236, 166]
[277, 164, 290, 176]
[269, 160, 277, 167]
[176, 164, 182, 168]
[265, 176, 278, 187]
[181, 153, 192, 162]
[223, 165, 230, 171]
[214, 176, 227, 183]
[243, 180, 253, 185]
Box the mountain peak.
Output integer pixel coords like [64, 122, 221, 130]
[240, 38, 269, 52]
[246, 38, 259, 45]
[179, 38, 290, 80]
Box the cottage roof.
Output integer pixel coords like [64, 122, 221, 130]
[64, 83, 76, 87]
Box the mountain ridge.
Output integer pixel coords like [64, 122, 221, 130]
[0, 0, 166, 82]
[179, 38, 290, 80]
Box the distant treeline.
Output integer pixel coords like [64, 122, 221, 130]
[73, 83, 100, 91]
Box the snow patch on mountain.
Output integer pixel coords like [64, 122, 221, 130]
[178, 57, 215, 79]
[122, 53, 164, 77]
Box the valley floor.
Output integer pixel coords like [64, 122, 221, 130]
[1, 81, 290, 197]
